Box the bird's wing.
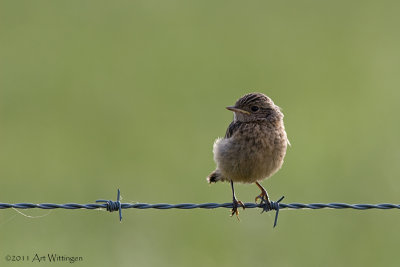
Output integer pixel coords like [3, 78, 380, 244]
[225, 121, 242, 138]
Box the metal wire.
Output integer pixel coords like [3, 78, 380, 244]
[1, 189, 399, 227]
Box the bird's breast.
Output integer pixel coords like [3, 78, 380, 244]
[213, 122, 287, 183]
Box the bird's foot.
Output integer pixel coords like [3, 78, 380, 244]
[231, 197, 245, 219]
[255, 189, 271, 210]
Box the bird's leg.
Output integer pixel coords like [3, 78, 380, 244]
[255, 181, 271, 209]
[230, 180, 245, 218]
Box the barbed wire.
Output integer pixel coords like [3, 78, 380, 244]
[1, 189, 399, 227]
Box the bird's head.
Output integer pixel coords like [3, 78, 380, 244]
[226, 93, 283, 123]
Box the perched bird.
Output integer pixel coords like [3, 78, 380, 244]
[207, 93, 289, 217]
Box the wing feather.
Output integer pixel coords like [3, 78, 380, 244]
[225, 121, 242, 138]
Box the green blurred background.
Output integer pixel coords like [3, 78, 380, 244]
[1, 1, 400, 266]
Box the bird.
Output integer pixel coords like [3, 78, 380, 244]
[207, 92, 289, 217]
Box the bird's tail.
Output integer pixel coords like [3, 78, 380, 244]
[207, 170, 223, 183]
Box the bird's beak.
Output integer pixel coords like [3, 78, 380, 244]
[226, 106, 250, 115]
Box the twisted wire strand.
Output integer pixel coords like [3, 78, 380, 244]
[2, 202, 400, 210]
[1, 189, 399, 227]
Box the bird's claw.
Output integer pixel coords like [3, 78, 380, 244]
[230, 198, 245, 219]
[255, 192, 271, 210]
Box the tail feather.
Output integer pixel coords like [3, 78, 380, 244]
[207, 170, 222, 183]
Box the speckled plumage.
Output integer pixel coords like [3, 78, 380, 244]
[207, 92, 289, 184]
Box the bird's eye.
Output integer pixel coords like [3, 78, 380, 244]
[251, 106, 259, 112]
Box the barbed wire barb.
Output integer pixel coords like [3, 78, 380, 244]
[96, 189, 122, 221]
[259, 196, 285, 227]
